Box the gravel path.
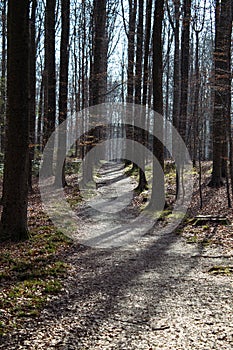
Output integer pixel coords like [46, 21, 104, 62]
[73, 162, 141, 248]
[1, 162, 233, 349]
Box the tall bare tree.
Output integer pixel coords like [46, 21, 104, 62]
[166, 0, 180, 131]
[135, 0, 148, 192]
[179, 0, 191, 143]
[150, 0, 165, 210]
[28, 0, 37, 190]
[142, 0, 152, 107]
[41, 0, 56, 176]
[54, 0, 70, 188]
[0, 0, 30, 241]
[91, 0, 107, 105]
[0, 0, 6, 154]
[209, 0, 232, 187]
[126, 0, 137, 103]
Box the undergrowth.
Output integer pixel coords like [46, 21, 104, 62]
[0, 226, 72, 336]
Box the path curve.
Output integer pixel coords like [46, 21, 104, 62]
[1, 163, 233, 349]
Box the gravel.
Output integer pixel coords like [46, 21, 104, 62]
[1, 235, 232, 350]
[1, 162, 232, 349]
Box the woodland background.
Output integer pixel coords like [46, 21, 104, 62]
[0, 0, 233, 338]
[0, 0, 232, 239]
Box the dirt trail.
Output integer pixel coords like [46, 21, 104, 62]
[74, 161, 144, 248]
[1, 163, 233, 349]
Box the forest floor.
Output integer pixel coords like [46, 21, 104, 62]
[0, 161, 233, 349]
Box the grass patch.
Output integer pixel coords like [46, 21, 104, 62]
[186, 235, 211, 246]
[200, 238, 211, 246]
[164, 161, 176, 173]
[0, 321, 5, 336]
[125, 164, 139, 178]
[67, 195, 82, 208]
[0, 226, 72, 336]
[157, 209, 173, 221]
[187, 235, 198, 244]
[1, 279, 62, 319]
[65, 158, 81, 175]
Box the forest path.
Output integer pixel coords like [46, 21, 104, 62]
[2, 163, 233, 349]
[73, 161, 141, 248]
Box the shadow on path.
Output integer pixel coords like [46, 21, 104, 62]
[2, 162, 233, 349]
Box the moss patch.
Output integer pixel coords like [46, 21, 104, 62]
[208, 266, 233, 275]
[0, 227, 73, 336]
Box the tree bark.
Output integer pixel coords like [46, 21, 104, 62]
[41, 0, 56, 177]
[28, 0, 37, 190]
[179, 0, 191, 143]
[0, 0, 6, 154]
[135, 0, 143, 105]
[150, 0, 165, 210]
[135, 0, 148, 192]
[0, 0, 30, 241]
[126, 0, 137, 104]
[171, 0, 180, 131]
[54, 0, 70, 188]
[142, 0, 152, 107]
[37, 72, 44, 152]
[209, 0, 232, 187]
[91, 0, 107, 105]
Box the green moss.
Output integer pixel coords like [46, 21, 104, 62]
[0, 320, 5, 336]
[1, 277, 63, 320]
[0, 225, 72, 335]
[167, 211, 185, 220]
[65, 159, 81, 175]
[187, 235, 198, 244]
[67, 195, 82, 208]
[208, 266, 233, 275]
[9, 258, 68, 281]
[125, 165, 139, 178]
[0, 252, 14, 264]
[158, 209, 172, 221]
[200, 238, 211, 246]
[31, 228, 72, 246]
[44, 280, 61, 293]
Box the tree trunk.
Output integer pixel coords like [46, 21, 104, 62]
[0, 0, 6, 154]
[81, 0, 88, 109]
[82, 0, 107, 184]
[179, 0, 191, 143]
[135, 0, 148, 192]
[192, 31, 200, 167]
[171, 0, 180, 131]
[0, 0, 30, 241]
[54, 0, 70, 188]
[150, 0, 165, 210]
[126, 0, 137, 104]
[41, 0, 56, 177]
[142, 0, 152, 107]
[135, 0, 143, 106]
[209, 0, 232, 187]
[37, 73, 44, 152]
[91, 0, 107, 105]
[28, 0, 37, 191]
